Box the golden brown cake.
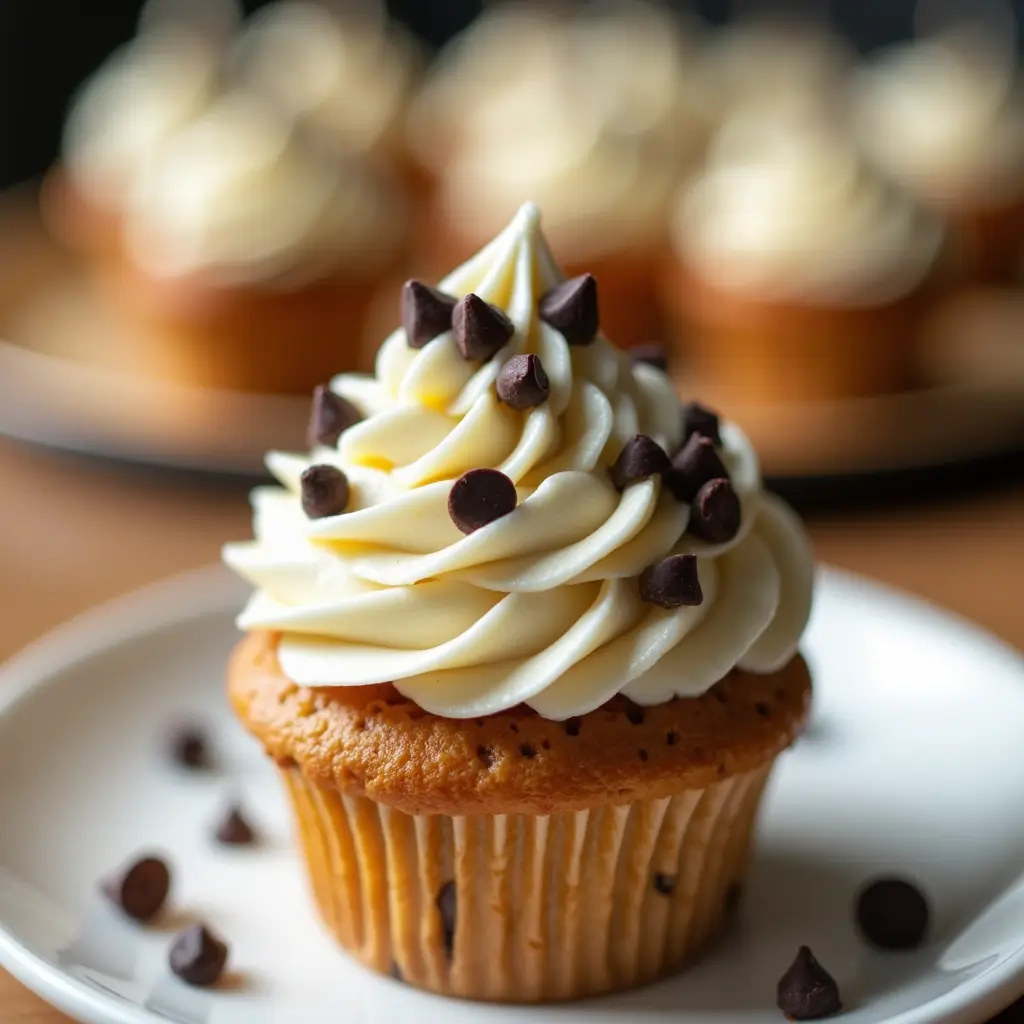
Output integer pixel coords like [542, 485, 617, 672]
[665, 106, 945, 404]
[48, 7, 410, 392]
[851, 25, 1024, 285]
[223, 203, 817, 1002]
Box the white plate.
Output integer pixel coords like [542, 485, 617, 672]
[0, 567, 1023, 1024]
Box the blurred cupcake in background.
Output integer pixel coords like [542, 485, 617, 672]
[409, 0, 706, 349]
[42, 0, 412, 393]
[230, 0, 422, 179]
[694, 15, 853, 128]
[851, 24, 1024, 284]
[663, 105, 945, 404]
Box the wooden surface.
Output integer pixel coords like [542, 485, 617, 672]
[0, 438, 1021, 1022]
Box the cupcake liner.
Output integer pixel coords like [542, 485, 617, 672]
[281, 760, 774, 1003]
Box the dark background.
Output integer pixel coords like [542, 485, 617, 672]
[0, 0, 1020, 189]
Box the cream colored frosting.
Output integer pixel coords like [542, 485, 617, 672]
[223, 203, 814, 720]
[230, 1, 420, 155]
[674, 107, 944, 307]
[123, 91, 405, 285]
[410, 2, 703, 258]
[851, 28, 1024, 206]
[62, 26, 222, 209]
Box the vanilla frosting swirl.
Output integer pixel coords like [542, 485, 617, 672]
[224, 204, 814, 720]
[851, 28, 1024, 206]
[674, 108, 944, 306]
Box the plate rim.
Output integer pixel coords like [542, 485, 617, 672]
[0, 563, 1023, 1024]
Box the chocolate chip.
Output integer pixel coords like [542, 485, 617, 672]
[855, 877, 930, 950]
[682, 401, 721, 447]
[666, 434, 728, 502]
[690, 478, 741, 543]
[402, 280, 456, 349]
[300, 464, 350, 519]
[630, 344, 669, 372]
[639, 554, 703, 608]
[169, 924, 229, 987]
[654, 873, 676, 896]
[102, 855, 171, 923]
[436, 882, 456, 959]
[609, 434, 671, 491]
[447, 468, 517, 534]
[307, 384, 359, 448]
[214, 803, 256, 846]
[168, 725, 210, 770]
[539, 274, 599, 346]
[496, 353, 549, 410]
[389, 960, 404, 982]
[564, 718, 581, 736]
[777, 946, 841, 1020]
[452, 294, 514, 361]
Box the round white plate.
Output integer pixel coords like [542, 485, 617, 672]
[0, 568, 1023, 1024]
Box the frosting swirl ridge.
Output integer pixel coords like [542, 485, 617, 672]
[224, 203, 813, 719]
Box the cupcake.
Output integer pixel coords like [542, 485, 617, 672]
[45, 3, 409, 393]
[223, 202, 815, 1002]
[850, 26, 1024, 284]
[229, 0, 422, 175]
[664, 107, 945, 404]
[408, 0, 705, 349]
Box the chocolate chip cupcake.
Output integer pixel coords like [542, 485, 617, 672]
[223, 202, 815, 1002]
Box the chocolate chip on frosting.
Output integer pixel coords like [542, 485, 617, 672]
[307, 384, 360, 448]
[496, 353, 550, 409]
[539, 273, 599, 346]
[214, 802, 257, 846]
[682, 401, 722, 447]
[639, 554, 703, 608]
[855, 877, 930, 950]
[630, 344, 669, 373]
[168, 724, 211, 770]
[300, 464, 350, 520]
[609, 434, 671, 491]
[169, 924, 229, 988]
[666, 434, 728, 502]
[689, 478, 741, 543]
[448, 469, 517, 534]
[402, 280, 457, 349]
[776, 946, 841, 1020]
[102, 855, 171, 923]
[452, 293, 514, 361]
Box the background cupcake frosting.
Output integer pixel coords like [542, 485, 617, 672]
[224, 203, 815, 720]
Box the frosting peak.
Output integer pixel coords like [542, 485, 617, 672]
[224, 204, 814, 719]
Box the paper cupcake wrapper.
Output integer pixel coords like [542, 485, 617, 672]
[280, 762, 773, 1003]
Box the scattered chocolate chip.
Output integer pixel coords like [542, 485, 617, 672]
[102, 855, 171, 923]
[168, 725, 210, 771]
[630, 344, 669, 372]
[402, 280, 457, 349]
[300, 464, 350, 520]
[447, 468, 517, 534]
[639, 554, 703, 608]
[539, 274, 599, 346]
[666, 434, 729, 502]
[307, 384, 360, 448]
[496, 353, 550, 410]
[452, 293, 514, 361]
[477, 745, 496, 769]
[436, 882, 456, 959]
[625, 705, 645, 725]
[169, 924, 229, 988]
[609, 434, 671, 491]
[519, 743, 536, 758]
[682, 401, 722, 447]
[564, 718, 581, 737]
[654, 873, 676, 896]
[389, 960, 404, 982]
[689, 478, 741, 543]
[855, 877, 930, 950]
[214, 803, 257, 846]
[777, 946, 841, 1020]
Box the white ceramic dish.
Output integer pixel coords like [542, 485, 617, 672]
[0, 566, 1022, 1024]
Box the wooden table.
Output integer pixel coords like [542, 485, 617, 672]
[0, 437, 1021, 1022]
